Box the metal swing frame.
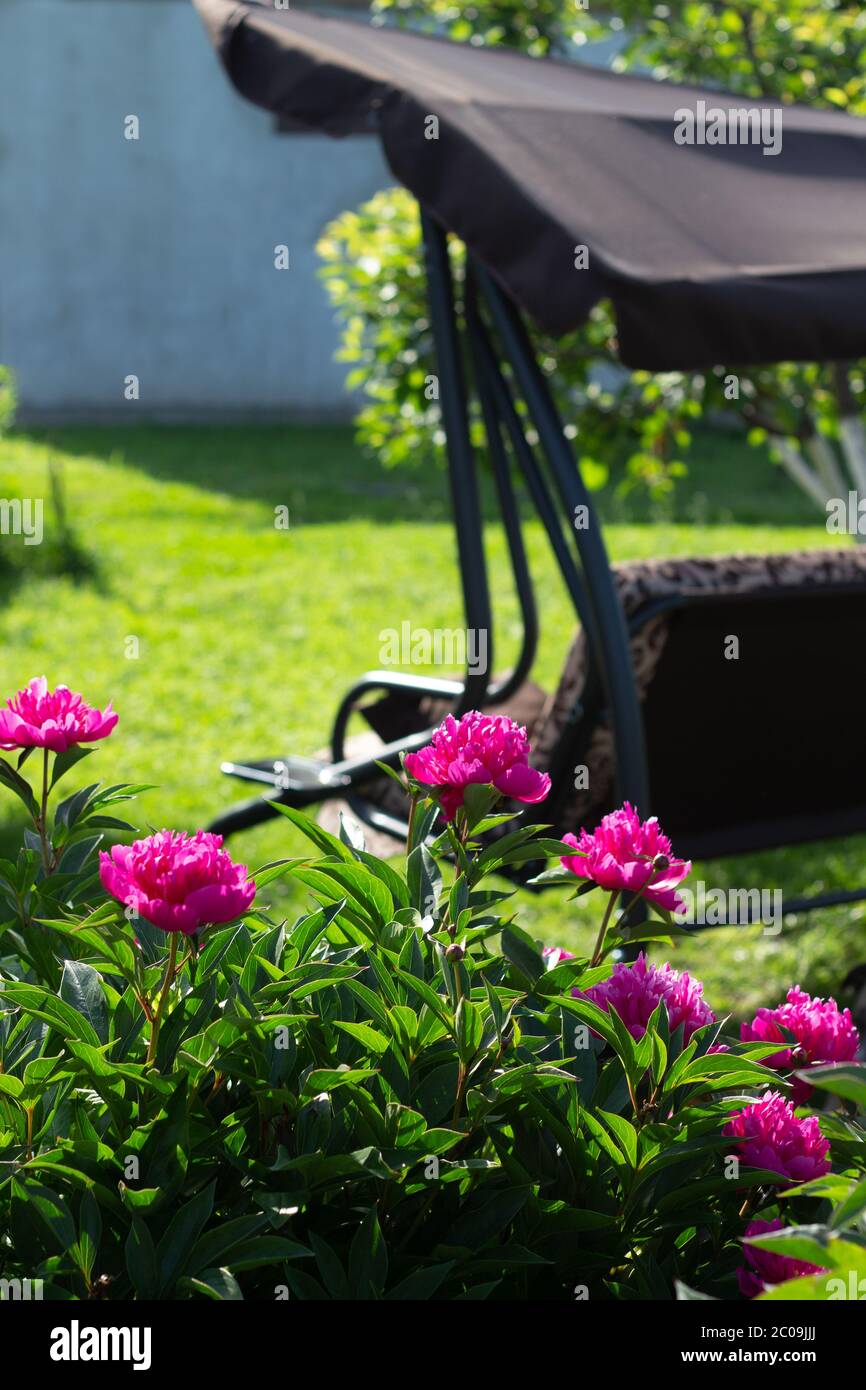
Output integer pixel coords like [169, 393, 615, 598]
[207, 210, 866, 927]
[208, 209, 648, 847]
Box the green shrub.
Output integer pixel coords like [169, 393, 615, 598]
[0, 695, 864, 1300]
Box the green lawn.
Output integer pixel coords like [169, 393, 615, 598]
[3, 422, 865, 1021]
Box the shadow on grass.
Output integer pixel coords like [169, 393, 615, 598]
[15, 425, 454, 526]
[12, 423, 824, 531]
[0, 461, 103, 604]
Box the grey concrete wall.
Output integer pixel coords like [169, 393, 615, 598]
[0, 0, 391, 421]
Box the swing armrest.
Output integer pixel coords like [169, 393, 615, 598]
[331, 670, 463, 761]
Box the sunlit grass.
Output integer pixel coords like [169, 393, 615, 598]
[2, 421, 864, 1020]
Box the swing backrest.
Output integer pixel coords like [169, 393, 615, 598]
[539, 548, 866, 857]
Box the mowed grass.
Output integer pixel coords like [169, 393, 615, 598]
[2, 422, 865, 1021]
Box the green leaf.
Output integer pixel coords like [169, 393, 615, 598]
[374, 758, 408, 792]
[338, 811, 366, 854]
[394, 968, 452, 1031]
[180, 1268, 244, 1300]
[782, 1175, 854, 1203]
[557, 994, 625, 1059]
[415, 1061, 460, 1124]
[475, 823, 545, 873]
[120, 1187, 164, 1214]
[290, 867, 378, 941]
[455, 998, 484, 1064]
[254, 1195, 300, 1229]
[675, 1281, 717, 1301]
[407, 841, 441, 919]
[252, 858, 305, 890]
[461, 783, 497, 830]
[54, 782, 99, 831]
[83, 814, 137, 832]
[757, 1274, 834, 1301]
[829, 1177, 866, 1231]
[798, 1063, 866, 1108]
[348, 1208, 388, 1299]
[307, 861, 393, 930]
[446, 1188, 530, 1250]
[156, 1182, 216, 1295]
[310, 1235, 350, 1298]
[385, 1262, 455, 1300]
[271, 803, 355, 860]
[448, 874, 469, 924]
[334, 1020, 391, 1053]
[500, 924, 544, 984]
[598, 1109, 638, 1168]
[59, 960, 108, 1044]
[0, 757, 39, 816]
[71, 1189, 102, 1283]
[58, 835, 104, 873]
[300, 1068, 377, 1098]
[12, 1179, 76, 1256]
[356, 851, 410, 910]
[418, 1127, 463, 1155]
[49, 745, 93, 790]
[126, 1218, 159, 1299]
[746, 1225, 866, 1275]
[342, 977, 391, 1032]
[0, 982, 101, 1046]
[526, 866, 581, 886]
[187, 1216, 271, 1275]
[675, 1052, 775, 1092]
[581, 1110, 626, 1169]
[218, 1237, 310, 1271]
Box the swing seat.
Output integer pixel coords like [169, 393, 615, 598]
[312, 547, 866, 875]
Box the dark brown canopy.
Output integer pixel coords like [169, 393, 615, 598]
[194, 0, 866, 369]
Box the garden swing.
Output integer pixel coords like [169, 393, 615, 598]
[195, 0, 866, 920]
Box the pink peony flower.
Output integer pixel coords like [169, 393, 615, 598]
[0, 677, 117, 754]
[542, 945, 574, 969]
[741, 987, 860, 1105]
[738, 1218, 827, 1298]
[582, 951, 715, 1042]
[403, 710, 550, 822]
[724, 1091, 831, 1182]
[100, 830, 255, 936]
[560, 802, 690, 913]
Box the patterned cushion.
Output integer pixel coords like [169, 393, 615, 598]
[538, 548, 866, 835]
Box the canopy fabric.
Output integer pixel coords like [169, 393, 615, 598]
[194, 0, 866, 369]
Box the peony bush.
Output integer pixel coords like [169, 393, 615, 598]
[1, 686, 865, 1300]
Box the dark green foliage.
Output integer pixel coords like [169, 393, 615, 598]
[2, 755, 864, 1300]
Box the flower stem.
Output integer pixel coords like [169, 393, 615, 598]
[146, 933, 179, 1068]
[590, 891, 618, 967]
[36, 747, 53, 876]
[451, 1063, 467, 1125]
[618, 873, 655, 938]
[406, 793, 418, 853]
[447, 820, 468, 870]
